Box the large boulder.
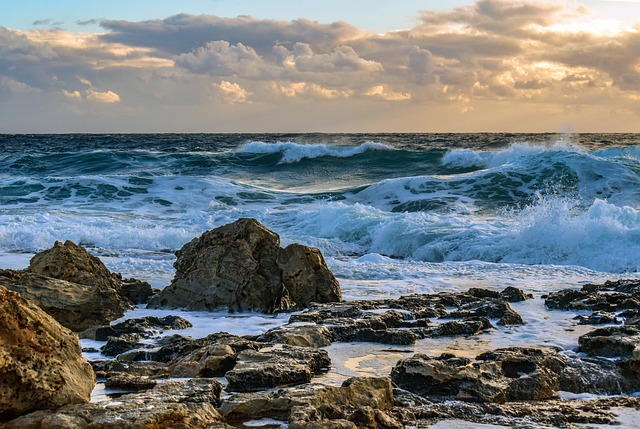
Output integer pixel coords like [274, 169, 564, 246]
[0, 241, 131, 331]
[0, 285, 95, 419]
[277, 243, 341, 308]
[148, 218, 341, 313]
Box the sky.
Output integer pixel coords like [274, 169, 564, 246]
[1, 0, 640, 133]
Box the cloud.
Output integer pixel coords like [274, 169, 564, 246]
[1, 1, 640, 131]
[214, 80, 252, 103]
[365, 85, 411, 101]
[290, 44, 383, 73]
[100, 14, 363, 56]
[273, 81, 353, 99]
[175, 40, 269, 78]
[85, 88, 121, 103]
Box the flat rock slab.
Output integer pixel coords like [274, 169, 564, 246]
[225, 345, 331, 392]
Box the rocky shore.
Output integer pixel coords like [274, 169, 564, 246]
[2, 218, 640, 428]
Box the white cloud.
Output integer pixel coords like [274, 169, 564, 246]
[273, 82, 353, 99]
[365, 85, 411, 101]
[214, 80, 252, 103]
[86, 88, 121, 103]
[175, 40, 268, 77]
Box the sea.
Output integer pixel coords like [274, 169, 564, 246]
[2, 133, 640, 421]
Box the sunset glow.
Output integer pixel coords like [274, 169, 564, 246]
[1, 0, 639, 132]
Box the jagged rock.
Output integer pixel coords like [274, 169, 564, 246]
[148, 218, 341, 313]
[391, 346, 640, 404]
[219, 377, 394, 425]
[277, 243, 342, 308]
[258, 325, 333, 348]
[104, 374, 157, 391]
[225, 345, 331, 392]
[0, 241, 131, 331]
[120, 277, 154, 304]
[0, 285, 95, 419]
[393, 391, 640, 429]
[100, 333, 150, 357]
[430, 319, 488, 337]
[2, 379, 226, 429]
[578, 325, 640, 358]
[164, 344, 237, 378]
[574, 311, 621, 325]
[546, 288, 640, 312]
[29, 240, 120, 292]
[94, 315, 192, 341]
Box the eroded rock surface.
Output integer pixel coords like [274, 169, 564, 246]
[3, 379, 227, 429]
[0, 241, 134, 331]
[391, 346, 640, 403]
[148, 218, 341, 313]
[0, 285, 95, 419]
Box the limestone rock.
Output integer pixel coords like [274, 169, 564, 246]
[219, 377, 395, 425]
[2, 379, 226, 429]
[391, 346, 640, 403]
[0, 241, 131, 331]
[0, 285, 95, 419]
[225, 345, 331, 392]
[120, 277, 154, 304]
[277, 243, 341, 308]
[148, 218, 293, 313]
[148, 218, 341, 313]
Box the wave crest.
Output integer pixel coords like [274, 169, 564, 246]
[238, 141, 391, 164]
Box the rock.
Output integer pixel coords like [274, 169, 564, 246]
[29, 240, 120, 292]
[578, 325, 640, 371]
[574, 311, 621, 325]
[100, 333, 150, 357]
[258, 325, 334, 348]
[120, 277, 154, 304]
[499, 286, 531, 302]
[0, 241, 131, 331]
[430, 319, 488, 337]
[94, 315, 192, 341]
[391, 346, 640, 404]
[277, 243, 341, 308]
[0, 285, 95, 419]
[148, 218, 341, 313]
[545, 288, 640, 312]
[2, 379, 226, 429]
[219, 377, 394, 425]
[393, 391, 640, 429]
[164, 344, 237, 378]
[225, 345, 331, 392]
[104, 374, 157, 391]
[148, 218, 293, 313]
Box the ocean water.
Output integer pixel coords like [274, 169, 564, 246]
[2, 133, 640, 390]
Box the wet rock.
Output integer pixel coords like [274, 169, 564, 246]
[391, 346, 640, 404]
[100, 333, 150, 357]
[430, 319, 488, 337]
[0, 285, 95, 419]
[2, 379, 226, 429]
[546, 288, 640, 312]
[164, 344, 237, 378]
[219, 377, 394, 425]
[104, 373, 157, 391]
[578, 325, 640, 367]
[225, 345, 331, 392]
[258, 325, 333, 348]
[120, 277, 154, 304]
[0, 241, 132, 331]
[574, 311, 621, 325]
[94, 315, 192, 341]
[499, 286, 531, 302]
[393, 391, 640, 429]
[277, 243, 342, 308]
